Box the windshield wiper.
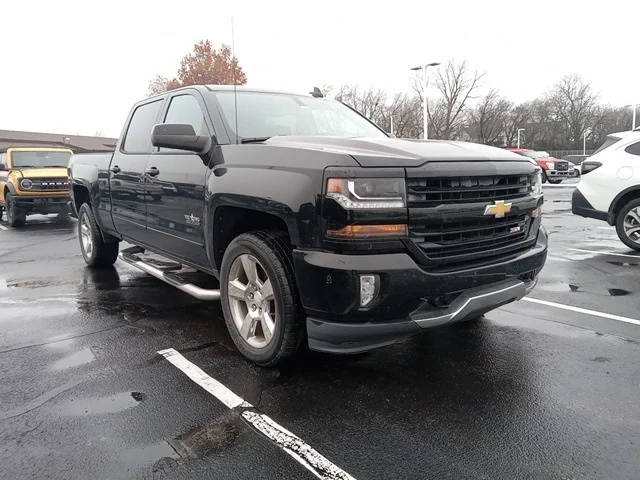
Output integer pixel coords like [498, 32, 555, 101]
[240, 137, 271, 144]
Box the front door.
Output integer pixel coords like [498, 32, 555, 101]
[110, 99, 164, 242]
[144, 92, 211, 267]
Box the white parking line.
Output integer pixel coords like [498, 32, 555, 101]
[158, 348, 355, 480]
[0, 224, 7, 231]
[523, 297, 640, 326]
[568, 248, 640, 259]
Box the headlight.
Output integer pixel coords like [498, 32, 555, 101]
[326, 178, 406, 209]
[546, 161, 555, 170]
[532, 170, 543, 195]
[20, 178, 33, 190]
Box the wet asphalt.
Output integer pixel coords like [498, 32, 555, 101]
[1, 181, 639, 480]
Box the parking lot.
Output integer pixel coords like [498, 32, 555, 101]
[1, 180, 639, 479]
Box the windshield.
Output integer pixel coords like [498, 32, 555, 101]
[10, 151, 71, 168]
[522, 150, 548, 159]
[213, 91, 387, 141]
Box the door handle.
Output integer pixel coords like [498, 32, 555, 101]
[145, 167, 160, 177]
[110, 165, 121, 174]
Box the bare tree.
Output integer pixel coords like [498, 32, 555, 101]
[549, 74, 599, 149]
[467, 89, 512, 145]
[414, 60, 483, 139]
[503, 103, 531, 147]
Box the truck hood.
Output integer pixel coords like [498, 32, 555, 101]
[11, 167, 69, 178]
[265, 136, 530, 167]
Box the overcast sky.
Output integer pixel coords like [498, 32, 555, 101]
[1, 0, 638, 138]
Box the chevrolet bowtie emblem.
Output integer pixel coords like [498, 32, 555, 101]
[484, 200, 512, 218]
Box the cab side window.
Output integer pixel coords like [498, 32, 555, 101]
[123, 100, 163, 153]
[625, 141, 640, 156]
[164, 95, 208, 136]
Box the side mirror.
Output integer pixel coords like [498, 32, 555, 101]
[0, 163, 6, 170]
[151, 123, 212, 153]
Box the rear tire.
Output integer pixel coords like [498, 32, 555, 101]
[6, 194, 26, 227]
[220, 231, 304, 366]
[78, 203, 119, 267]
[615, 198, 640, 251]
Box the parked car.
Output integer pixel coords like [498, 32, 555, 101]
[70, 85, 547, 365]
[572, 130, 640, 250]
[506, 148, 575, 183]
[0, 147, 73, 226]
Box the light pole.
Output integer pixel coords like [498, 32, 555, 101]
[411, 62, 440, 140]
[583, 130, 588, 155]
[624, 104, 637, 130]
[517, 128, 525, 148]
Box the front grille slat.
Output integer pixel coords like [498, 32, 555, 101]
[407, 173, 536, 267]
[407, 174, 531, 208]
[27, 177, 70, 191]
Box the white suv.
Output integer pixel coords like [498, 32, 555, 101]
[572, 129, 640, 250]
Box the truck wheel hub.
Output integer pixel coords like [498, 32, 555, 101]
[227, 254, 277, 349]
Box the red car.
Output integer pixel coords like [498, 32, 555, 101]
[505, 148, 575, 184]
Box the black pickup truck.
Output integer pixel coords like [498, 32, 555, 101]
[70, 85, 547, 365]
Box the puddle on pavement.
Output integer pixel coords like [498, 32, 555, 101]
[118, 441, 180, 472]
[62, 391, 146, 416]
[169, 413, 239, 458]
[608, 288, 630, 296]
[540, 282, 580, 293]
[607, 261, 639, 267]
[50, 347, 95, 371]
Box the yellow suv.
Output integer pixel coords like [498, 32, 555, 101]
[0, 147, 73, 227]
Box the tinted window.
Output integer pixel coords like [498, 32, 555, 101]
[123, 100, 162, 153]
[625, 141, 640, 156]
[593, 134, 622, 155]
[163, 94, 207, 136]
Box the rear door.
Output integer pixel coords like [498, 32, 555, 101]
[110, 99, 164, 242]
[144, 91, 211, 267]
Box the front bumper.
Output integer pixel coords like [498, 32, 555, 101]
[294, 228, 548, 353]
[14, 194, 71, 213]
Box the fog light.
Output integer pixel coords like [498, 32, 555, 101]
[360, 274, 378, 307]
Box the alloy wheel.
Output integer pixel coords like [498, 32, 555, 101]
[80, 214, 93, 258]
[623, 206, 640, 245]
[227, 253, 277, 349]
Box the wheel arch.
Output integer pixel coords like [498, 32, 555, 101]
[210, 205, 293, 271]
[608, 186, 640, 225]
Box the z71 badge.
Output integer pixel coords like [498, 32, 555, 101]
[184, 213, 201, 226]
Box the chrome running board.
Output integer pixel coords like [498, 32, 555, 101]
[119, 246, 220, 301]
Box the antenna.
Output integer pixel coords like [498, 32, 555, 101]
[231, 17, 238, 144]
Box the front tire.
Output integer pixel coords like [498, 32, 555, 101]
[615, 198, 640, 251]
[548, 178, 563, 184]
[220, 231, 303, 366]
[78, 203, 119, 267]
[6, 195, 26, 227]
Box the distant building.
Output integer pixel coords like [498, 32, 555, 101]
[0, 129, 117, 153]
